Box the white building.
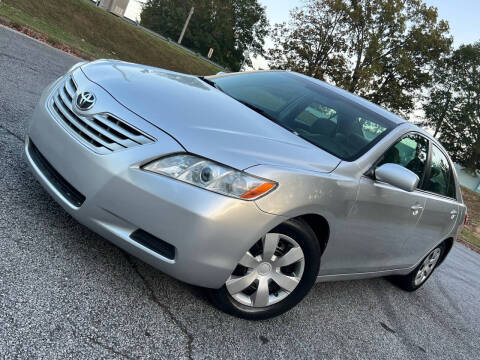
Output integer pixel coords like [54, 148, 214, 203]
[124, 0, 145, 22]
[99, 0, 130, 17]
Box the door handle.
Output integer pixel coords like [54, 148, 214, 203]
[450, 209, 458, 219]
[411, 204, 423, 216]
[411, 204, 424, 210]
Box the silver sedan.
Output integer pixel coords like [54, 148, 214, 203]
[25, 60, 467, 319]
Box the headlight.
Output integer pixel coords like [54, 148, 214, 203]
[141, 154, 277, 200]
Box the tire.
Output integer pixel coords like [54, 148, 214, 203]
[208, 218, 321, 320]
[392, 242, 446, 292]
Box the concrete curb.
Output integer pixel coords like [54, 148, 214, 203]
[457, 238, 480, 254]
[0, 18, 85, 60]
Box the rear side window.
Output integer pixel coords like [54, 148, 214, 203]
[422, 145, 456, 198]
[378, 134, 429, 183]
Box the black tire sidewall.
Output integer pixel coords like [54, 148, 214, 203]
[396, 242, 446, 292]
[208, 218, 321, 320]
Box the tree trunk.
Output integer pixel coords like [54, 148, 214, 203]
[433, 94, 452, 137]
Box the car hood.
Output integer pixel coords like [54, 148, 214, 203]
[81, 60, 341, 172]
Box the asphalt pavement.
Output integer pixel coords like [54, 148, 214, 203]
[1, 25, 479, 359]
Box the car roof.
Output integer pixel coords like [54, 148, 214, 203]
[207, 70, 454, 165]
[207, 70, 456, 154]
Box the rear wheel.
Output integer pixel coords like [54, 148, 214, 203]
[392, 242, 445, 292]
[208, 219, 321, 320]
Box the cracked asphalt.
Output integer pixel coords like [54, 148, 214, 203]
[1, 25, 480, 359]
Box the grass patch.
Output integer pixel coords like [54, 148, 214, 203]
[460, 186, 480, 248]
[0, 0, 221, 75]
[461, 228, 480, 248]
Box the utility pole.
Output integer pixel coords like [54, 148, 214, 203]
[178, 7, 194, 45]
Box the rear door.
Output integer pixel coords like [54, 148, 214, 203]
[405, 143, 460, 259]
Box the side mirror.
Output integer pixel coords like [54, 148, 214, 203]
[375, 163, 419, 192]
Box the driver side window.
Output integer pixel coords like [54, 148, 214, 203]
[421, 145, 456, 198]
[378, 134, 429, 186]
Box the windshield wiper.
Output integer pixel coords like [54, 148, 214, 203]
[234, 99, 300, 134]
[199, 77, 285, 127]
[199, 76, 224, 92]
[234, 99, 278, 122]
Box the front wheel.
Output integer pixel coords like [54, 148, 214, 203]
[392, 242, 445, 292]
[208, 219, 321, 320]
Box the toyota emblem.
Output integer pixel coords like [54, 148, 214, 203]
[76, 91, 96, 111]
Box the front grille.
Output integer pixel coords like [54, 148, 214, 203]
[50, 76, 154, 154]
[130, 229, 176, 260]
[28, 140, 86, 207]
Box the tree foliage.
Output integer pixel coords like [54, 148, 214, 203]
[140, 0, 268, 71]
[423, 43, 480, 171]
[268, 0, 452, 115]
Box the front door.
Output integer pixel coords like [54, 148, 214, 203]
[338, 133, 431, 273]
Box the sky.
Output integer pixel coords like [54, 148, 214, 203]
[125, 0, 480, 68]
[257, 0, 480, 47]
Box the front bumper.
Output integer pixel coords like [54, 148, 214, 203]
[25, 71, 279, 288]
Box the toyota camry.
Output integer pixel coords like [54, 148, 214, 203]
[25, 60, 467, 319]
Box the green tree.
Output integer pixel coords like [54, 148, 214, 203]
[268, 0, 452, 115]
[421, 54, 457, 138]
[140, 0, 268, 71]
[424, 43, 480, 171]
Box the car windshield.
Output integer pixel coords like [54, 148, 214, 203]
[210, 72, 396, 161]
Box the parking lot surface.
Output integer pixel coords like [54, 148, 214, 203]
[1, 25, 479, 359]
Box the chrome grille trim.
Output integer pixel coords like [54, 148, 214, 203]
[49, 75, 155, 154]
[64, 77, 76, 99]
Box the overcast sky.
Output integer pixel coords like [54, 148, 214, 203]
[125, 0, 480, 68]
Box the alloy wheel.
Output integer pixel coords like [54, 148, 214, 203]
[414, 247, 442, 286]
[225, 233, 305, 307]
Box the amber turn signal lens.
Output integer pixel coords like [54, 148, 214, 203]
[240, 183, 276, 199]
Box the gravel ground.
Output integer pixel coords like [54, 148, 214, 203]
[1, 25, 479, 359]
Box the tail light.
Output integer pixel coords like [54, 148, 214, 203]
[463, 214, 469, 225]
